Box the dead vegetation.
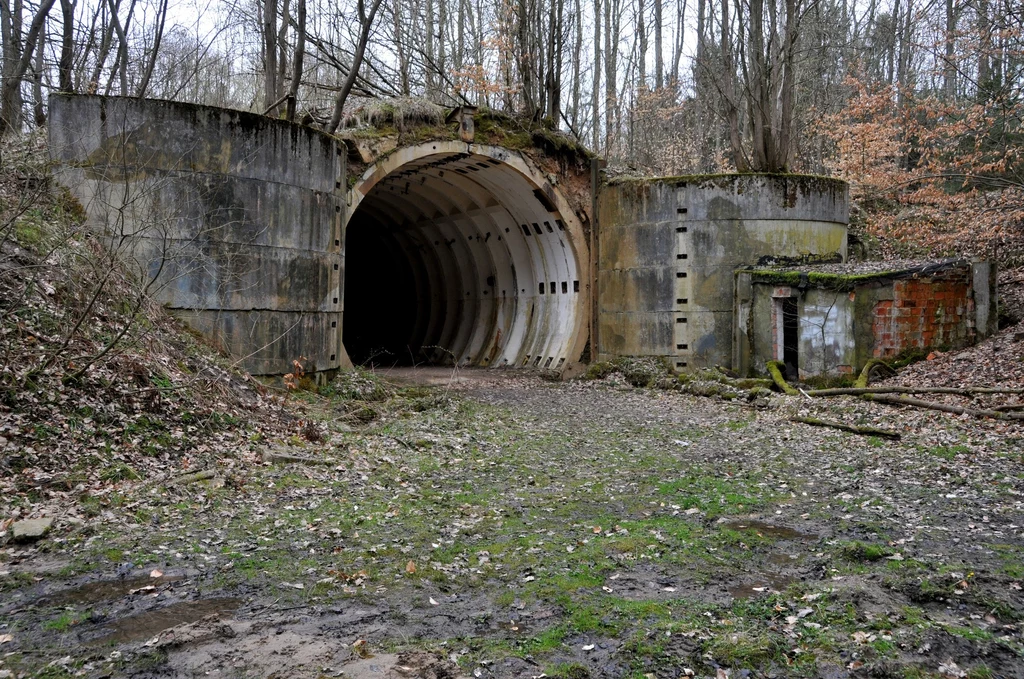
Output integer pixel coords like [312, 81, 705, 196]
[0, 132, 293, 523]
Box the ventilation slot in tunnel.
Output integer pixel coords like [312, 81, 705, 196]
[342, 149, 586, 369]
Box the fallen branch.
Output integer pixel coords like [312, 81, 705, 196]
[863, 394, 1024, 419]
[133, 468, 216, 492]
[167, 470, 217, 486]
[855, 359, 895, 388]
[807, 386, 1024, 397]
[790, 416, 901, 440]
[767, 361, 799, 396]
[261, 448, 335, 465]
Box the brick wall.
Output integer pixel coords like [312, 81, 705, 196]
[871, 269, 974, 358]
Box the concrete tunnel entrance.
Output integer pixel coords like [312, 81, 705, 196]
[342, 142, 590, 369]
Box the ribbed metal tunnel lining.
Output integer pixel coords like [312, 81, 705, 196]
[343, 150, 584, 368]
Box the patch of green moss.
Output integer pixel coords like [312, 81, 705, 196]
[607, 172, 847, 193]
[748, 268, 902, 292]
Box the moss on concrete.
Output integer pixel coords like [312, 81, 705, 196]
[607, 172, 848, 195]
[747, 269, 902, 292]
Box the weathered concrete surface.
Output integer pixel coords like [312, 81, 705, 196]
[12, 518, 53, 542]
[736, 260, 996, 378]
[48, 95, 346, 375]
[597, 174, 849, 370]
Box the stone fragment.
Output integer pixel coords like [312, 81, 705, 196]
[12, 517, 54, 541]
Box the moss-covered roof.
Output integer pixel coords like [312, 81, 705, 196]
[606, 172, 848, 193]
[742, 258, 969, 292]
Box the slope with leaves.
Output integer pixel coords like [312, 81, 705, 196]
[0, 133, 295, 524]
[817, 78, 1024, 264]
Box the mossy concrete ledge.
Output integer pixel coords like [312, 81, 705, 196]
[596, 172, 849, 371]
[48, 94, 347, 376]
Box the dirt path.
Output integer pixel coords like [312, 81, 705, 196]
[2, 372, 1023, 678]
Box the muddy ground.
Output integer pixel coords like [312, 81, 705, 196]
[2, 369, 1023, 678]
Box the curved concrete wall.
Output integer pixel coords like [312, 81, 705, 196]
[596, 174, 849, 370]
[344, 142, 590, 371]
[48, 95, 345, 375]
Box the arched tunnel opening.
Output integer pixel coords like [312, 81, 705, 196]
[342, 147, 588, 369]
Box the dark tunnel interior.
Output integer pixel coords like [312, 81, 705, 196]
[341, 150, 585, 369]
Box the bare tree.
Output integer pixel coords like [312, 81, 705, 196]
[1, 0, 57, 136]
[325, 0, 385, 133]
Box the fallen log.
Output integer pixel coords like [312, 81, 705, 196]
[855, 359, 895, 388]
[790, 416, 901, 440]
[261, 448, 335, 465]
[767, 361, 799, 396]
[807, 386, 1024, 397]
[167, 470, 217, 486]
[863, 393, 1024, 419]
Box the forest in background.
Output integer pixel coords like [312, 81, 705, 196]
[1, 0, 1022, 261]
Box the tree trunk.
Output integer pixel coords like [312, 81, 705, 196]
[719, 0, 747, 170]
[58, 0, 75, 92]
[671, 0, 686, 86]
[977, 0, 991, 93]
[637, 0, 646, 89]
[654, 0, 663, 89]
[262, 0, 278, 111]
[1, 0, 57, 136]
[425, 0, 435, 98]
[775, 0, 798, 171]
[570, 0, 581, 131]
[592, 0, 600, 150]
[325, 0, 384, 134]
[943, 0, 956, 99]
[285, 0, 304, 121]
[135, 0, 168, 98]
[87, 0, 116, 93]
[392, 0, 410, 95]
[32, 20, 44, 126]
[276, 0, 289, 107]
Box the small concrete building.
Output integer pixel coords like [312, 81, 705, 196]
[596, 173, 849, 371]
[733, 260, 998, 379]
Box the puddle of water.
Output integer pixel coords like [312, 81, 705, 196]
[41, 575, 183, 607]
[721, 520, 816, 540]
[729, 576, 795, 599]
[767, 552, 804, 566]
[497, 620, 530, 635]
[88, 597, 241, 645]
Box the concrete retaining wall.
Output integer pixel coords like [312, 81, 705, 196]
[596, 174, 849, 370]
[48, 95, 346, 375]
